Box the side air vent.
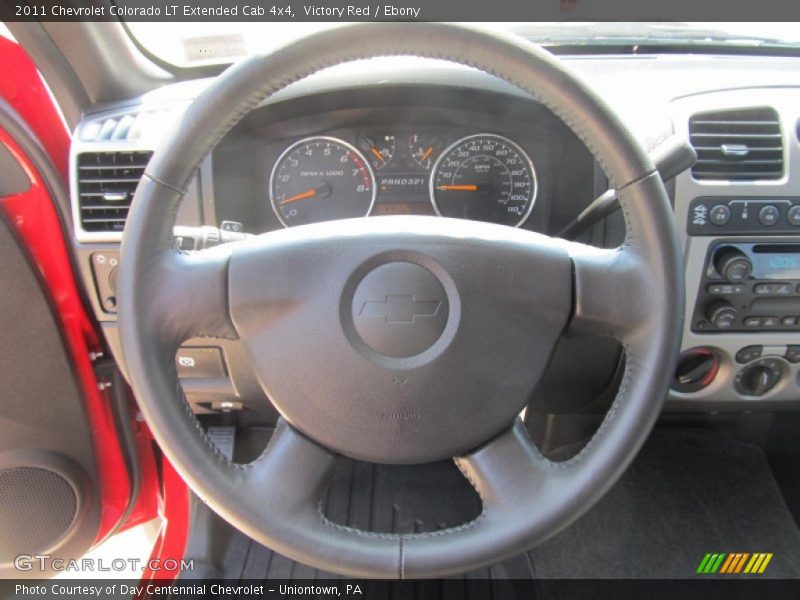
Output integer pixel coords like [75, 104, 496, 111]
[79, 109, 176, 142]
[76, 152, 152, 232]
[689, 107, 783, 181]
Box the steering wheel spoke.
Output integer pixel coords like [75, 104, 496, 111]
[237, 420, 405, 577]
[242, 420, 335, 521]
[148, 248, 237, 348]
[401, 421, 562, 577]
[566, 242, 652, 341]
[455, 420, 553, 515]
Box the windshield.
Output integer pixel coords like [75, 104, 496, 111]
[126, 22, 800, 68]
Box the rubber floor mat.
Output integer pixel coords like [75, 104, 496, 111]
[185, 427, 800, 582]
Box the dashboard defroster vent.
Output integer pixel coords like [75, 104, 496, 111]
[76, 151, 152, 232]
[689, 107, 783, 181]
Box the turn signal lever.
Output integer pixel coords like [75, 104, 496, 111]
[173, 221, 251, 251]
[558, 135, 697, 240]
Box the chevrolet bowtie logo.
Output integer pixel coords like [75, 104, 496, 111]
[359, 294, 442, 324]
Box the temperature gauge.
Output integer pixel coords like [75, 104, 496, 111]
[408, 133, 442, 170]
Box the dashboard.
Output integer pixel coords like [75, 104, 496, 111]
[67, 54, 800, 415]
[209, 87, 590, 237]
[267, 131, 536, 228]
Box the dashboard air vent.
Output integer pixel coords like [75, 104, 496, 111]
[79, 109, 176, 142]
[689, 107, 783, 181]
[76, 151, 152, 232]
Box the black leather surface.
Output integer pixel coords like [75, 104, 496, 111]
[118, 23, 683, 578]
[227, 217, 572, 464]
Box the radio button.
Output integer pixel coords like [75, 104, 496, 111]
[706, 283, 746, 295]
[713, 246, 752, 282]
[707, 301, 737, 329]
[710, 204, 731, 226]
[788, 205, 800, 226]
[744, 317, 764, 328]
[754, 282, 794, 295]
[758, 205, 780, 226]
[736, 345, 763, 364]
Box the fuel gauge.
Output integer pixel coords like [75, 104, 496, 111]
[408, 133, 443, 170]
[359, 134, 396, 170]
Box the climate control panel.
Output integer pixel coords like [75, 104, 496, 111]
[692, 241, 800, 333]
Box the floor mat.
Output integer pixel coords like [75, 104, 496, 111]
[529, 428, 800, 579]
[186, 427, 800, 581]
[213, 459, 533, 580]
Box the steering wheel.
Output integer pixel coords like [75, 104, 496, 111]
[118, 23, 683, 578]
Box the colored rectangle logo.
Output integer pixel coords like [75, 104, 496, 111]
[697, 553, 773, 574]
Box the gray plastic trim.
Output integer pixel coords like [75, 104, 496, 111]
[669, 87, 800, 406]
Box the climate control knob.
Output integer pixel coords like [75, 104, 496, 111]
[706, 301, 737, 329]
[713, 246, 752, 282]
[672, 348, 719, 393]
[735, 358, 783, 397]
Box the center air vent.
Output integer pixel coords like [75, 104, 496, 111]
[689, 107, 783, 181]
[76, 151, 152, 233]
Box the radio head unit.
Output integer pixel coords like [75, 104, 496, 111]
[693, 241, 800, 333]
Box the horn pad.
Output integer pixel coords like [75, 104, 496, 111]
[228, 217, 571, 464]
[350, 262, 449, 358]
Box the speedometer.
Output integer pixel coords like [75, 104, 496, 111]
[430, 134, 537, 227]
[270, 137, 376, 227]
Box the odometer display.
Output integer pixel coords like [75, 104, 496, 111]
[270, 137, 376, 227]
[430, 134, 536, 227]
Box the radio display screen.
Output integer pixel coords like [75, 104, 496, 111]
[753, 251, 800, 279]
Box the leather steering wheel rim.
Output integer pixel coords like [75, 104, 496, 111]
[119, 23, 684, 579]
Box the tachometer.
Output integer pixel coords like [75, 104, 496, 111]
[430, 134, 536, 227]
[270, 137, 376, 227]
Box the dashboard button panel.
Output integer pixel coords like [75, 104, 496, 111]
[90, 251, 119, 314]
[688, 197, 800, 235]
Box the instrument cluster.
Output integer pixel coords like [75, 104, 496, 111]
[268, 130, 538, 228]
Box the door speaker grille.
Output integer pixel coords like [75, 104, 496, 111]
[0, 467, 77, 562]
